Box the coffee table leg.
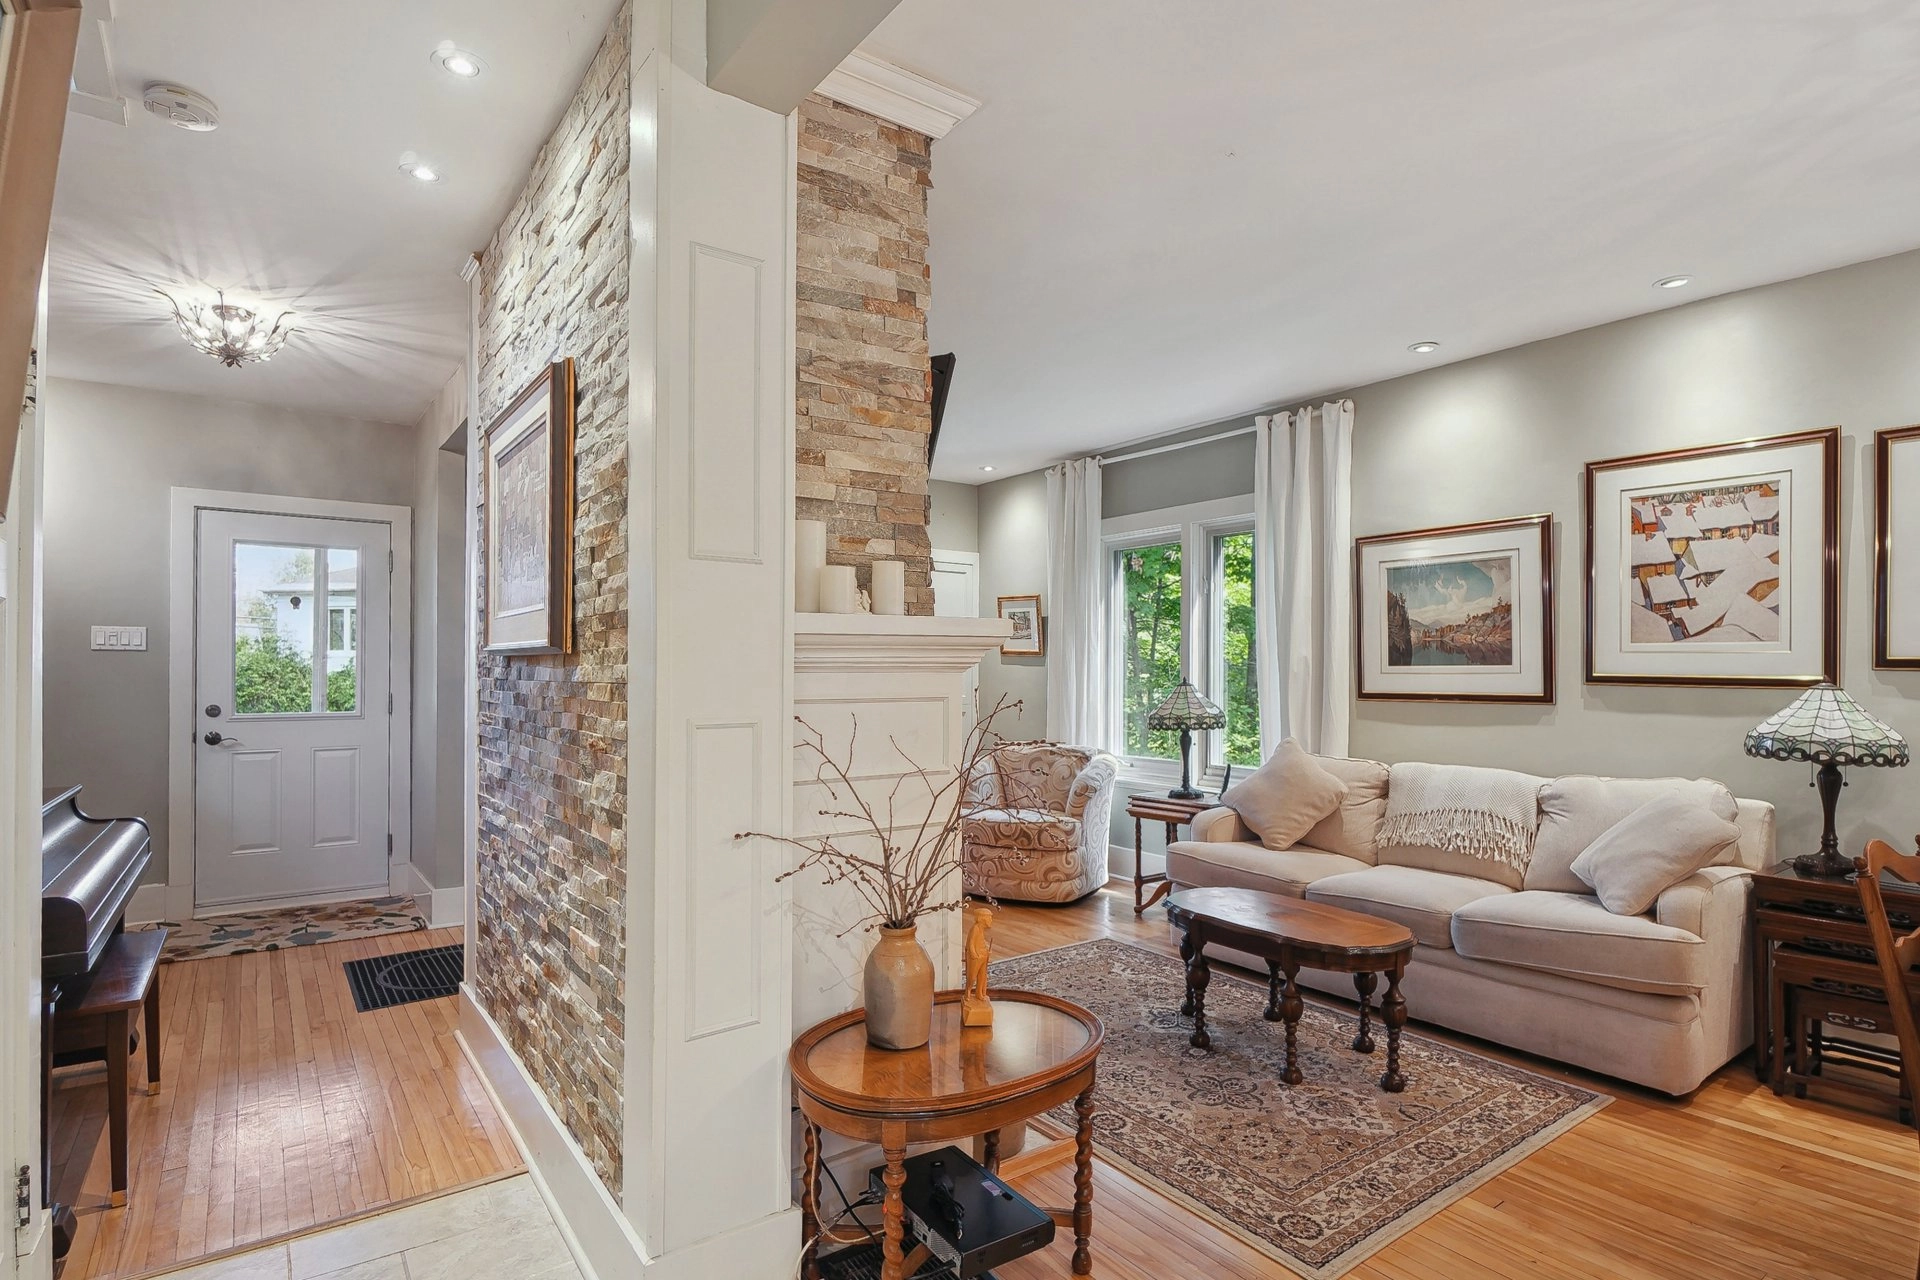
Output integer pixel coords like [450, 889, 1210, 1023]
[1381, 962, 1408, 1093]
[1352, 971, 1377, 1054]
[1178, 924, 1196, 1018]
[801, 1120, 822, 1280]
[1187, 926, 1212, 1051]
[1072, 1083, 1096, 1276]
[1280, 958, 1303, 1086]
[880, 1122, 909, 1280]
[1264, 960, 1284, 1023]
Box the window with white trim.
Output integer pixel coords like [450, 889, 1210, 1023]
[1103, 497, 1261, 781]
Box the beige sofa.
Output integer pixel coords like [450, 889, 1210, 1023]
[1167, 755, 1775, 1095]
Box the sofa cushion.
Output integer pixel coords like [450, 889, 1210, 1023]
[1571, 794, 1742, 916]
[1166, 841, 1369, 899]
[1376, 764, 1548, 890]
[964, 808, 1079, 853]
[1451, 891, 1708, 996]
[1299, 755, 1390, 864]
[1527, 775, 1740, 893]
[1305, 866, 1513, 949]
[1221, 740, 1348, 851]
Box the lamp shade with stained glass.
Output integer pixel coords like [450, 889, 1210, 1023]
[1147, 679, 1227, 800]
[1744, 683, 1909, 877]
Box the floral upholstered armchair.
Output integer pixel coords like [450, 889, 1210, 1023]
[962, 743, 1120, 904]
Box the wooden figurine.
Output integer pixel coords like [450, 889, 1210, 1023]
[962, 903, 994, 1027]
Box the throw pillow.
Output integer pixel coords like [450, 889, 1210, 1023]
[1570, 793, 1742, 917]
[1222, 740, 1349, 852]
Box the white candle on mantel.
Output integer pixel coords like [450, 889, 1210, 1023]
[819, 564, 860, 614]
[871, 560, 906, 616]
[794, 519, 827, 612]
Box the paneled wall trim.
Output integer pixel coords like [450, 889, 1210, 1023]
[470, 3, 631, 1200]
[796, 94, 938, 615]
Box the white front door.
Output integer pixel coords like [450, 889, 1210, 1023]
[193, 508, 392, 908]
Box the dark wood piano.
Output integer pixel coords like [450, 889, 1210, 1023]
[40, 784, 152, 1257]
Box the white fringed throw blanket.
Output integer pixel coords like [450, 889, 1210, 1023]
[1377, 762, 1541, 874]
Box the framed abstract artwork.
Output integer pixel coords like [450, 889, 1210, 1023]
[998, 594, 1044, 656]
[1877, 424, 1920, 669]
[482, 359, 576, 654]
[1585, 427, 1838, 687]
[1354, 514, 1554, 703]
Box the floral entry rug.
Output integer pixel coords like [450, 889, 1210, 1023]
[139, 895, 429, 963]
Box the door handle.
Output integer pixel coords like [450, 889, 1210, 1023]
[202, 731, 245, 747]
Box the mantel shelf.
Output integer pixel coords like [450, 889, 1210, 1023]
[793, 613, 1012, 674]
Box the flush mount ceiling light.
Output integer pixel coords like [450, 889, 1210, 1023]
[430, 42, 486, 78]
[398, 151, 443, 183]
[1408, 340, 1440, 354]
[1653, 274, 1694, 290]
[157, 289, 297, 367]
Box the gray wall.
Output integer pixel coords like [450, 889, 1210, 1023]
[973, 247, 1920, 866]
[408, 368, 469, 895]
[928, 479, 980, 553]
[976, 469, 1048, 737]
[1349, 249, 1920, 863]
[43, 377, 419, 888]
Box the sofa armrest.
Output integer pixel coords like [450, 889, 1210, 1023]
[1188, 805, 1253, 844]
[1655, 865, 1754, 938]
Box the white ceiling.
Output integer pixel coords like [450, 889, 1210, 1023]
[862, 0, 1920, 481]
[46, 0, 624, 426]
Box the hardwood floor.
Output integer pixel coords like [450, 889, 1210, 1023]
[980, 884, 1920, 1280]
[49, 926, 522, 1280]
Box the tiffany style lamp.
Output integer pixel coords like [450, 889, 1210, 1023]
[1146, 679, 1228, 800]
[1744, 683, 1910, 878]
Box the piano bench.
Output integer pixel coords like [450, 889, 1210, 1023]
[51, 927, 165, 1208]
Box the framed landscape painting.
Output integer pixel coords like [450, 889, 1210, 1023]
[1354, 514, 1554, 703]
[482, 359, 576, 654]
[998, 594, 1044, 656]
[1878, 424, 1920, 669]
[1585, 426, 1838, 687]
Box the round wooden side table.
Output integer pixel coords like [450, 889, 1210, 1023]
[790, 989, 1104, 1280]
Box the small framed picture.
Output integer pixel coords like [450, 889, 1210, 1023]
[997, 594, 1044, 656]
[1355, 514, 1554, 703]
[1877, 424, 1920, 669]
[1585, 427, 1838, 687]
[482, 359, 576, 653]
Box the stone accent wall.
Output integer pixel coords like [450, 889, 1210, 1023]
[472, 4, 629, 1199]
[796, 94, 936, 616]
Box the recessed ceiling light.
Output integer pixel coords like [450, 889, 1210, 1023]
[431, 43, 486, 78]
[1653, 274, 1693, 290]
[1408, 340, 1440, 354]
[980, 465, 996, 473]
[398, 153, 443, 183]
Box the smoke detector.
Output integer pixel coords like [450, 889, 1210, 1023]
[142, 83, 220, 132]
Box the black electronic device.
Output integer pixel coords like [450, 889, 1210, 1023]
[864, 1145, 1053, 1278]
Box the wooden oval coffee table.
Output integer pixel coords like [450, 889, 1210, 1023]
[1165, 886, 1417, 1091]
[790, 989, 1104, 1280]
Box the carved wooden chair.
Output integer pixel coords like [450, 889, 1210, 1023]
[1854, 838, 1920, 1279]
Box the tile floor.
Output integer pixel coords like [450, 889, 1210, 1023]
[148, 1175, 581, 1280]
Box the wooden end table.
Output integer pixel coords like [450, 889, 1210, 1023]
[1166, 886, 1416, 1091]
[1128, 793, 1215, 914]
[790, 990, 1103, 1280]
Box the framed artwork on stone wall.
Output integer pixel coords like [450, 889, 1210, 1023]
[1877, 424, 1920, 669]
[482, 359, 576, 653]
[1585, 426, 1838, 687]
[1354, 514, 1555, 703]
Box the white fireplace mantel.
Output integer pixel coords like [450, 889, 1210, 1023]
[793, 613, 1011, 673]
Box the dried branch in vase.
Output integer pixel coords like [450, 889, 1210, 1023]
[741, 696, 1027, 935]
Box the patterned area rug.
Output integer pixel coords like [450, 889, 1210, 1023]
[140, 895, 429, 963]
[990, 938, 1608, 1279]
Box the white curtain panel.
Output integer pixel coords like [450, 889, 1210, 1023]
[1253, 400, 1355, 759]
[1045, 457, 1114, 751]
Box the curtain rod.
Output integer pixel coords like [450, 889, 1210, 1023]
[1095, 397, 1352, 468]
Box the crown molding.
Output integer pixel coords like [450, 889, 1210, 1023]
[815, 50, 980, 141]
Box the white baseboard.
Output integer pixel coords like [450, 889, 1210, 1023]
[392, 859, 427, 899]
[125, 883, 169, 926]
[1107, 842, 1164, 880]
[429, 883, 465, 929]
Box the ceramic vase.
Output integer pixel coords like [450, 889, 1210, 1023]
[864, 924, 935, 1050]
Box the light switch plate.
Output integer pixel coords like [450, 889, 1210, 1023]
[90, 625, 148, 651]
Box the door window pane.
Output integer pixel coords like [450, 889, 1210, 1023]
[1216, 531, 1260, 766]
[1117, 541, 1183, 759]
[324, 548, 359, 712]
[233, 543, 318, 714]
